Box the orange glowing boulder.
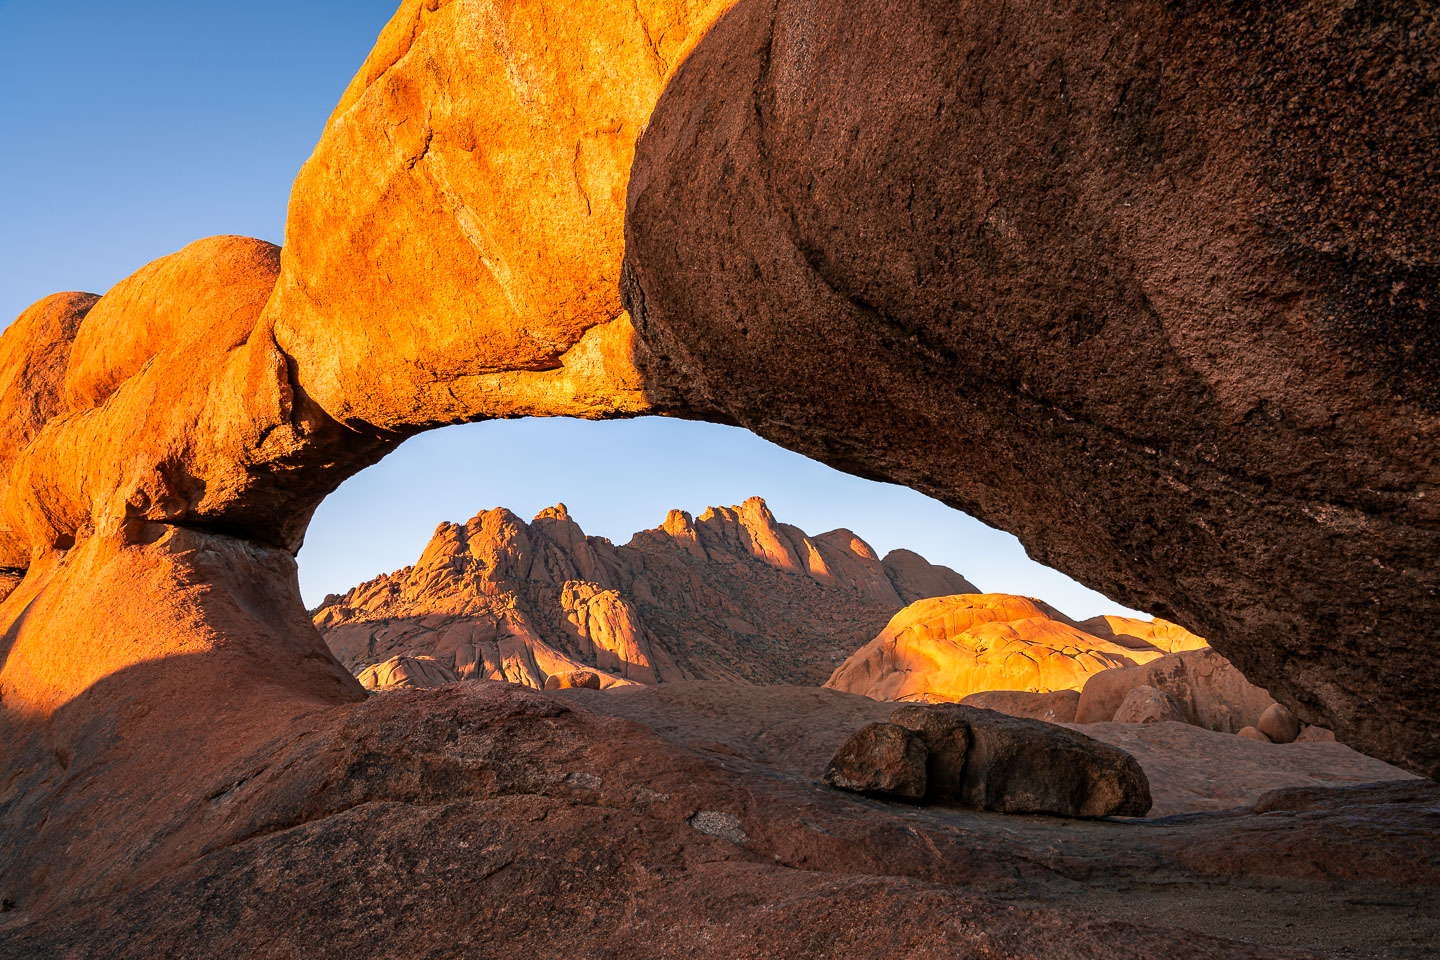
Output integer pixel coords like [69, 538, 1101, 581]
[825, 594, 1146, 704]
[265, 0, 737, 430]
[357, 655, 461, 691]
[544, 669, 604, 691]
[1078, 615, 1209, 656]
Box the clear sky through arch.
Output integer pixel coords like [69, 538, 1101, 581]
[2, 1, 1150, 624]
[301, 417, 1149, 621]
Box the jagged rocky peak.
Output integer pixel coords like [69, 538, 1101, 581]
[317, 497, 977, 691]
[638, 495, 977, 604]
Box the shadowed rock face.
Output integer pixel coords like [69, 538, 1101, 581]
[621, 0, 1440, 776]
[10, 680, 1433, 960]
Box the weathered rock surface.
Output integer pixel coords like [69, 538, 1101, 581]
[1066, 720, 1420, 817]
[0, 0, 756, 789]
[553, 682, 1422, 818]
[0, 524, 364, 908]
[1077, 616, 1209, 657]
[1112, 685, 1187, 725]
[1258, 702, 1303, 745]
[0, 0, 1436, 954]
[959, 689, 1080, 724]
[821, 722, 928, 799]
[5, 679, 1434, 959]
[356, 654, 459, 691]
[825, 593, 1157, 703]
[622, 0, 1440, 776]
[1296, 724, 1338, 744]
[264, 0, 738, 430]
[0, 237, 396, 567]
[1075, 648, 1277, 733]
[543, 669, 603, 691]
[317, 497, 973, 689]
[0, 570, 19, 606]
[0, 292, 98, 568]
[890, 703, 1152, 817]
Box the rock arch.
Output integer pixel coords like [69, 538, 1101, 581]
[0, 0, 1434, 919]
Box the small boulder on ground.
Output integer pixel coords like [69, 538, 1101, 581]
[821, 722, 928, 799]
[356, 655, 459, 691]
[959, 689, 1080, 724]
[884, 704, 1151, 817]
[1075, 648, 1275, 733]
[544, 670, 602, 690]
[1257, 702, 1302, 744]
[1237, 726, 1271, 742]
[1112, 685, 1186, 724]
[1296, 724, 1338, 743]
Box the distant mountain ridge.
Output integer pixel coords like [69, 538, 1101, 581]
[315, 496, 978, 689]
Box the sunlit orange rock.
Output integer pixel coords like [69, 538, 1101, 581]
[0, 0, 753, 907]
[316, 497, 974, 688]
[264, 0, 736, 430]
[0, 569, 20, 605]
[825, 594, 1145, 704]
[0, 0, 1435, 951]
[0, 237, 384, 563]
[0, 291, 97, 567]
[543, 669, 603, 691]
[0, 523, 360, 905]
[1077, 615, 1209, 656]
[356, 654, 460, 691]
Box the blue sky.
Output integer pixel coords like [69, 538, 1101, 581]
[1, 1, 1147, 621]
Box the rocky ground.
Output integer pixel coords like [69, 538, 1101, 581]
[2, 680, 1431, 959]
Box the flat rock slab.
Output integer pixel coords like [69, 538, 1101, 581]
[1070, 721, 1419, 817]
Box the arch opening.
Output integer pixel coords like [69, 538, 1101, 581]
[296, 414, 1187, 699]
